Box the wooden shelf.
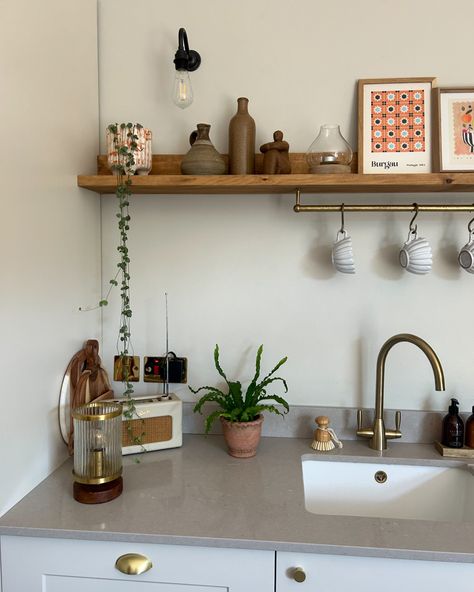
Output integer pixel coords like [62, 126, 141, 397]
[77, 154, 474, 195]
[78, 172, 474, 195]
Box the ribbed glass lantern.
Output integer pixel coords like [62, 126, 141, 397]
[72, 401, 123, 503]
[306, 124, 353, 174]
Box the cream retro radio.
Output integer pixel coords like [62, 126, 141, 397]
[115, 393, 182, 455]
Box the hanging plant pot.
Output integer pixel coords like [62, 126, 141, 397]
[220, 415, 264, 458]
[106, 125, 152, 176]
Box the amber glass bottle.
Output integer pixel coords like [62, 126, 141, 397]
[442, 398, 464, 448]
[465, 406, 474, 448]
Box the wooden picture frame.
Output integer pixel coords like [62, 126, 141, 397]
[434, 87, 474, 172]
[358, 77, 436, 174]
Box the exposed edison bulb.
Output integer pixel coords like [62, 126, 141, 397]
[92, 427, 107, 451]
[172, 69, 193, 109]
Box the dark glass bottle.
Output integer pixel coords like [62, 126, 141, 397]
[465, 406, 474, 448]
[442, 398, 464, 448]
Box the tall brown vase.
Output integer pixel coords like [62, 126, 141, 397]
[228, 97, 256, 174]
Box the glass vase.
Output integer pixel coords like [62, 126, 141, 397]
[306, 124, 353, 174]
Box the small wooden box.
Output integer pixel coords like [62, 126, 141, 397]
[114, 393, 182, 455]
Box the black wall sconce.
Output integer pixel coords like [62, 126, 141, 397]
[172, 28, 201, 109]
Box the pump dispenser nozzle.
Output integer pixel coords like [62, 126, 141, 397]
[448, 398, 460, 414]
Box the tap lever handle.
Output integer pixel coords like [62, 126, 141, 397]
[357, 409, 363, 431]
[395, 410, 401, 432]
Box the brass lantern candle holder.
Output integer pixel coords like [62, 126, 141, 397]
[72, 401, 123, 504]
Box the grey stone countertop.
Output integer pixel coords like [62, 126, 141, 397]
[1, 435, 474, 562]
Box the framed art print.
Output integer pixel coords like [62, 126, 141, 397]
[358, 78, 436, 174]
[435, 87, 474, 171]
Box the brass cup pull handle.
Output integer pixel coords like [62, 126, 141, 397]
[293, 566, 306, 583]
[115, 553, 153, 575]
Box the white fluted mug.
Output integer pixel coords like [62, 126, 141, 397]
[458, 235, 474, 273]
[399, 231, 432, 275]
[332, 230, 355, 274]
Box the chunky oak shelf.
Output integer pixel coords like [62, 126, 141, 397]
[78, 172, 474, 195]
[77, 154, 474, 195]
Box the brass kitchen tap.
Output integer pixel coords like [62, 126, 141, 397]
[357, 334, 445, 451]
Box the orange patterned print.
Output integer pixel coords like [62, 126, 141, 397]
[371, 90, 425, 153]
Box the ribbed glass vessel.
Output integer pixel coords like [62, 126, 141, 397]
[72, 402, 122, 485]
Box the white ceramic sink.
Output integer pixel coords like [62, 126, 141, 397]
[302, 458, 474, 522]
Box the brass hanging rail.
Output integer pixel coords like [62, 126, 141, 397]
[293, 189, 474, 213]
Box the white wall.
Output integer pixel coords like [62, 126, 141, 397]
[0, 0, 101, 515]
[98, 0, 474, 413]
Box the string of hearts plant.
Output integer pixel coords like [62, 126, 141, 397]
[100, 122, 144, 446]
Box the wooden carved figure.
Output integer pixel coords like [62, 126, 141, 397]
[260, 130, 291, 174]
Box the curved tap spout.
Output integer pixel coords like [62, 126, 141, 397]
[357, 333, 446, 451]
[375, 333, 445, 421]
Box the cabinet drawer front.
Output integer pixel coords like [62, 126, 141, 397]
[277, 552, 474, 592]
[1, 536, 274, 592]
[44, 575, 226, 591]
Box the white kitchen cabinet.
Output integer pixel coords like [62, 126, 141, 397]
[0, 536, 274, 592]
[277, 551, 474, 592]
[4, 536, 474, 592]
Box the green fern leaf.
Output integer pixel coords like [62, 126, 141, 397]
[214, 344, 228, 381]
[204, 410, 224, 434]
[261, 356, 288, 383]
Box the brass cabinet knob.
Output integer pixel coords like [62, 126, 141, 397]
[293, 566, 306, 583]
[115, 553, 153, 575]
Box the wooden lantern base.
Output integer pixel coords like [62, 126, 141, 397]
[73, 477, 123, 504]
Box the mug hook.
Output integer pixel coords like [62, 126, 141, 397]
[339, 203, 345, 233]
[468, 214, 474, 235]
[409, 203, 419, 235]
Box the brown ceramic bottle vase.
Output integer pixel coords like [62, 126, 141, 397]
[181, 123, 226, 175]
[228, 97, 256, 174]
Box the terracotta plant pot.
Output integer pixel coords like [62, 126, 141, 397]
[220, 415, 264, 458]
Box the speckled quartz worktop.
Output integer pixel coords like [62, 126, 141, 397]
[1, 435, 474, 562]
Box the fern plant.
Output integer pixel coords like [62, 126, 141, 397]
[191, 345, 289, 433]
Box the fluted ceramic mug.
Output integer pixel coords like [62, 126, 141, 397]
[332, 230, 355, 274]
[399, 230, 432, 275]
[458, 232, 474, 273]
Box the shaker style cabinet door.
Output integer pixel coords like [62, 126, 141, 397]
[277, 551, 474, 592]
[0, 536, 274, 592]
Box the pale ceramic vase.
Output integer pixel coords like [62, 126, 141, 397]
[106, 125, 152, 175]
[181, 123, 226, 175]
[220, 415, 264, 458]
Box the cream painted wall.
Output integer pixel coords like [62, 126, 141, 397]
[98, 0, 474, 414]
[0, 0, 101, 515]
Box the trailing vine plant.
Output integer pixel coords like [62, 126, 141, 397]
[101, 122, 145, 448]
